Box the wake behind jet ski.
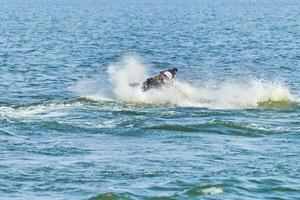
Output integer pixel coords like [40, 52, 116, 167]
[142, 68, 178, 91]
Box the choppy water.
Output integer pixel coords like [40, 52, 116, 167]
[1, 0, 300, 199]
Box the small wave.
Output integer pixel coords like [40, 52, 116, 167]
[185, 184, 224, 196]
[145, 120, 289, 136]
[28, 143, 89, 157]
[39, 120, 86, 132]
[146, 124, 199, 133]
[202, 187, 223, 195]
[204, 120, 287, 134]
[89, 192, 131, 200]
[0, 129, 15, 136]
[263, 186, 299, 193]
[80, 95, 114, 103]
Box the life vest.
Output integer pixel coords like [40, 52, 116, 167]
[162, 71, 173, 80]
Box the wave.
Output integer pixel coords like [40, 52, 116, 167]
[76, 55, 299, 109]
[0, 129, 16, 136]
[0, 101, 132, 131]
[146, 120, 291, 136]
[89, 192, 134, 200]
[0, 102, 83, 122]
[89, 184, 224, 200]
[184, 184, 224, 196]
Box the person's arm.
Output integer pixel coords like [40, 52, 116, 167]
[173, 74, 176, 80]
[159, 70, 167, 82]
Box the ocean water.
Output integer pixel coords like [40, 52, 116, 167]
[1, 0, 300, 199]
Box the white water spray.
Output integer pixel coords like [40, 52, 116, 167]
[78, 55, 297, 109]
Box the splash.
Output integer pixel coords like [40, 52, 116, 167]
[80, 55, 298, 109]
[107, 55, 148, 101]
[198, 79, 297, 109]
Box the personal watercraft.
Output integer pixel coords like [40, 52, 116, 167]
[129, 78, 166, 92]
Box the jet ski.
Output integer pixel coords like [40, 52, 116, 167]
[142, 77, 163, 91]
[129, 79, 163, 92]
[129, 68, 178, 92]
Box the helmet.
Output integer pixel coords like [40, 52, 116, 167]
[172, 68, 178, 72]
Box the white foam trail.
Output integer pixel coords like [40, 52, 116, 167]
[0, 103, 83, 121]
[0, 103, 120, 129]
[105, 56, 297, 109]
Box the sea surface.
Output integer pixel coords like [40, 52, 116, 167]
[1, 0, 300, 199]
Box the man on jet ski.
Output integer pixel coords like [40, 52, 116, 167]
[143, 68, 178, 91]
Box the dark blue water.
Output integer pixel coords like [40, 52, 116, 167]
[1, 0, 300, 199]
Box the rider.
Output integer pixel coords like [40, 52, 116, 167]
[158, 68, 178, 82]
[143, 68, 178, 90]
